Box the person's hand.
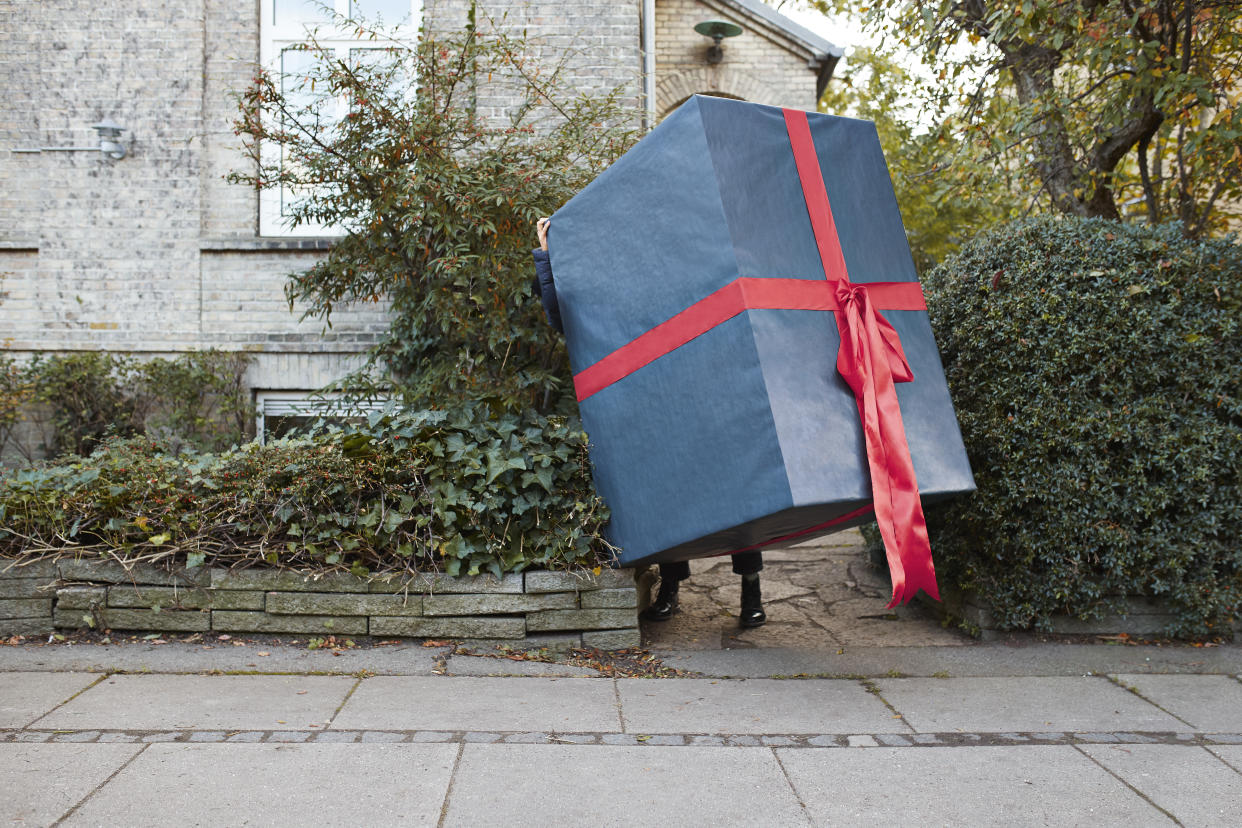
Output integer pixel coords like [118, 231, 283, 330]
[537, 217, 550, 251]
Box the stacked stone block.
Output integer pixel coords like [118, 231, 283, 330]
[8, 558, 640, 648]
[0, 561, 57, 636]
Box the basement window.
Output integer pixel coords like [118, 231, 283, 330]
[255, 392, 391, 443]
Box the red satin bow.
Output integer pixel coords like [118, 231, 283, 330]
[785, 108, 939, 607]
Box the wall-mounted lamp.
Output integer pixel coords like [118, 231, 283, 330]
[694, 20, 743, 65]
[91, 119, 127, 160]
[12, 119, 128, 160]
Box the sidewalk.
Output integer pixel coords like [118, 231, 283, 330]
[3, 640, 1242, 826]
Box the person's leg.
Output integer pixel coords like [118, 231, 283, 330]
[732, 552, 766, 628]
[640, 561, 690, 622]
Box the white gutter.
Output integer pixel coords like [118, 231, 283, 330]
[642, 0, 656, 129]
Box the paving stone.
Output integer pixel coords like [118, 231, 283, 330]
[759, 735, 796, 746]
[0, 743, 143, 826]
[550, 733, 597, 744]
[211, 610, 367, 635]
[61, 743, 458, 827]
[690, 735, 727, 746]
[581, 628, 642, 650]
[107, 586, 263, 611]
[313, 731, 359, 743]
[188, 732, 227, 742]
[1211, 745, 1242, 770]
[409, 731, 454, 743]
[96, 733, 140, 743]
[580, 588, 639, 609]
[1112, 673, 1242, 732]
[59, 560, 208, 586]
[209, 569, 369, 592]
[0, 598, 52, 618]
[847, 735, 878, 747]
[874, 677, 1185, 733]
[1075, 732, 1121, 743]
[36, 674, 353, 731]
[526, 608, 635, 632]
[0, 672, 101, 728]
[601, 733, 640, 745]
[726, 735, 761, 746]
[0, 578, 54, 598]
[808, 735, 842, 747]
[777, 745, 1164, 823]
[266, 591, 423, 616]
[141, 733, 178, 742]
[1208, 733, 1242, 745]
[463, 732, 502, 743]
[875, 733, 911, 746]
[368, 572, 522, 594]
[910, 734, 942, 745]
[524, 569, 634, 593]
[96, 607, 212, 632]
[14, 732, 51, 742]
[618, 678, 895, 735]
[51, 730, 100, 742]
[268, 731, 312, 743]
[334, 676, 619, 733]
[444, 744, 805, 827]
[369, 616, 524, 639]
[55, 586, 107, 610]
[225, 731, 265, 742]
[0, 617, 53, 635]
[422, 592, 575, 616]
[360, 731, 406, 743]
[1081, 744, 1242, 825]
[502, 732, 550, 744]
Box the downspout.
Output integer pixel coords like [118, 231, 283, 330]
[641, 0, 656, 129]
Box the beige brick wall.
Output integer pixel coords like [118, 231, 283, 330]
[0, 1, 821, 394]
[655, 0, 822, 116]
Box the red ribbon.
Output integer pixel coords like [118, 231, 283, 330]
[571, 108, 939, 606]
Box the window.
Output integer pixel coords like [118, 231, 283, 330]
[255, 392, 391, 443]
[260, 1, 423, 237]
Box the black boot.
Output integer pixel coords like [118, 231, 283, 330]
[640, 577, 680, 622]
[739, 574, 766, 628]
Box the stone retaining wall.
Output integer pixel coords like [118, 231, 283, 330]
[0, 560, 640, 649]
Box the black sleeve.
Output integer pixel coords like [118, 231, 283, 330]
[531, 248, 564, 334]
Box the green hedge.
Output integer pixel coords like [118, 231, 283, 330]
[0, 405, 609, 580]
[905, 217, 1241, 634]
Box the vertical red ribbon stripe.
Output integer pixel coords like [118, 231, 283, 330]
[783, 108, 938, 607]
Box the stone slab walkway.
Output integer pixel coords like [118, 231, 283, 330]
[3, 669, 1242, 826]
[640, 529, 972, 651]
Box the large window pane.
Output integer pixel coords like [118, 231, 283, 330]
[350, 1, 413, 23]
[274, 1, 332, 25]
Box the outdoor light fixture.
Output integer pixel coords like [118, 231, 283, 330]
[91, 119, 127, 160]
[12, 118, 128, 160]
[694, 20, 743, 65]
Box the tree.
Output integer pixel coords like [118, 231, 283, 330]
[820, 47, 1024, 269]
[812, 0, 1242, 236]
[229, 6, 637, 412]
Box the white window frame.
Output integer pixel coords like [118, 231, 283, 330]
[259, 1, 423, 237]
[255, 391, 392, 443]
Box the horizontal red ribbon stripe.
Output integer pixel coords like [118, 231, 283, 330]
[572, 277, 925, 401]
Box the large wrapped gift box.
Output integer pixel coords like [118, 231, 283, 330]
[548, 95, 974, 603]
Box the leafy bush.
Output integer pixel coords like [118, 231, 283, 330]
[0, 404, 609, 580]
[0, 350, 253, 463]
[904, 217, 1241, 634]
[230, 8, 637, 413]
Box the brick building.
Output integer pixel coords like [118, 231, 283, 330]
[0, 1, 840, 444]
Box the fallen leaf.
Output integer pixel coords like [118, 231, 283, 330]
[296, 690, 308, 695]
[257, 651, 270, 657]
[217, 634, 231, 640]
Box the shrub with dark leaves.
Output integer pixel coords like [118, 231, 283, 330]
[904, 216, 1241, 634]
[0, 405, 610, 581]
